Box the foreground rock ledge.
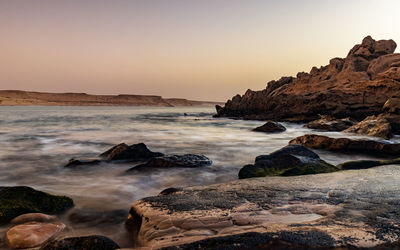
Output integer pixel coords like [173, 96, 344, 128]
[126, 166, 400, 249]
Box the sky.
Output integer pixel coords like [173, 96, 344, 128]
[0, 0, 399, 101]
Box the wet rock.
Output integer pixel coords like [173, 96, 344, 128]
[6, 222, 66, 249]
[40, 235, 120, 250]
[68, 208, 128, 226]
[0, 186, 74, 225]
[126, 167, 400, 248]
[238, 145, 337, 179]
[127, 154, 212, 172]
[290, 134, 400, 156]
[306, 115, 355, 131]
[11, 213, 57, 224]
[215, 36, 400, 123]
[64, 158, 101, 168]
[344, 114, 392, 139]
[338, 158, 400, 170]
[252, 121, 286, 133]
[100, 142, 163, 161]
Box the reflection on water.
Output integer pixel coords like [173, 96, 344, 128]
[0, 106, 395, 247]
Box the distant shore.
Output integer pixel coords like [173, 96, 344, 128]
[0, 90, 222, 107]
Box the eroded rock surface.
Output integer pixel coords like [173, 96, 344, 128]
[289, 134, 400, 156]
[238, 145, 337, 179]
[126, 166, 400, 249]
[306, 115, 355, 131]
[252, 121, 286, 133]
[344, 114, 392, 139]
[215, 36, 400, 132]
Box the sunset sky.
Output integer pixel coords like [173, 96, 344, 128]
[0, 0, 399, 101]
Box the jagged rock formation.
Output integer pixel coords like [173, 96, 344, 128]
[215, 36, 400, 131]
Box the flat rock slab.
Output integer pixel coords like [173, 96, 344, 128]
[126, 165, 400, 248]
[6, 222, 66, 249]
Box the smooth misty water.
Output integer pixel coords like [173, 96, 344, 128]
[0, 106, 396, 247]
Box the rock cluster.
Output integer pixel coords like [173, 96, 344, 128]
[215, 36, 400, 134]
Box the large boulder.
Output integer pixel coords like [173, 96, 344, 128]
[6, 222, 66, 249]
[125, 167, 400, 248]
[127, 154, 212, 172]
[252, 121, 286, 133]
[40, 235, 120, 250]
[215, 36, 400, 124]
[289, 134, 400, 156]
[238, 145, 337, 179]
[100, 143, 163, 161]
[344, 114, 392, 139]
[0, 186, 73, 225]
[306, 115, 355, 131]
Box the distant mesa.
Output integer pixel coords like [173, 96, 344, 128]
[215, 36, 400, 133]
[0, 90, 222, 107]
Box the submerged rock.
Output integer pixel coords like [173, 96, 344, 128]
[0, 186, 74, 225]
[64, 158, 101, 168]
[40, 235, 120, 250]
[252, 121, 286, 133]
[68, 208, 128, 226]
[11, 213, 57, 224]
[306, 115, 355, 131]
[6, 222, 66, 249]
[238, 145, 337, 179]
[126, 167, 400, 248]
[344, 114, 392, 139]
[100, 142, 163, 161]
[290, 134, 400, 156]
[127, 154, 212, 172]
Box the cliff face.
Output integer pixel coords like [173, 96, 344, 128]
[215, 36, 400, 122]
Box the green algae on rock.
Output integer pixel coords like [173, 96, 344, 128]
[0, 186, 74, 225]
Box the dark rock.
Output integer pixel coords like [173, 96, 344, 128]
[40, 235, 119, 250]
[338, 158, 400, 170]
[68, 208, 128, 226]
[238, 144, 337, 179]
[290, 134, 400, 156]
[253, 121, 286, 133]
[100, 143, 163, 161]
[159, 187, 184, 196]
[0, 186, 73, 225]
[306, 115, 355, 131]
[344, 114, 392, 139]
[127, 154, 212, 172]
[64, 158, 101, 168]
[215, 36, 400, 123]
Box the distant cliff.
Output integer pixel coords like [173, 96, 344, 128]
[215, 36, 400, 123]
[0, 90, 221, 107]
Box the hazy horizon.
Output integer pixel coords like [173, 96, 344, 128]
[1, 0, 399, 102]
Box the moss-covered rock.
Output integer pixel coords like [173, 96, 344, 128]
[0, 186, 74, 225]
[338, 158, 400, 170]
[239, 145, 338, 179]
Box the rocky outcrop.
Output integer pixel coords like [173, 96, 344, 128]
[125, 166, 400, 248]
[215, 36, 400, 131]
[6, 222, 66, 249]
[127, 154, 212, 172]
[344, 114, 392, 139]
[100, 143, 163, 161]
[40, 235, 120, 250]
[0, 186, 73, 225]
[289, 134, 400, 156]
[306, 115, 355, 131]
[238, 145, 337, 179]
[252, 121, 286, 133]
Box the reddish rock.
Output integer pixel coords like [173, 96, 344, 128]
[306, 115, 355, 131]
[215, 36, 400, 132]
[344, 114, 392, 139]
